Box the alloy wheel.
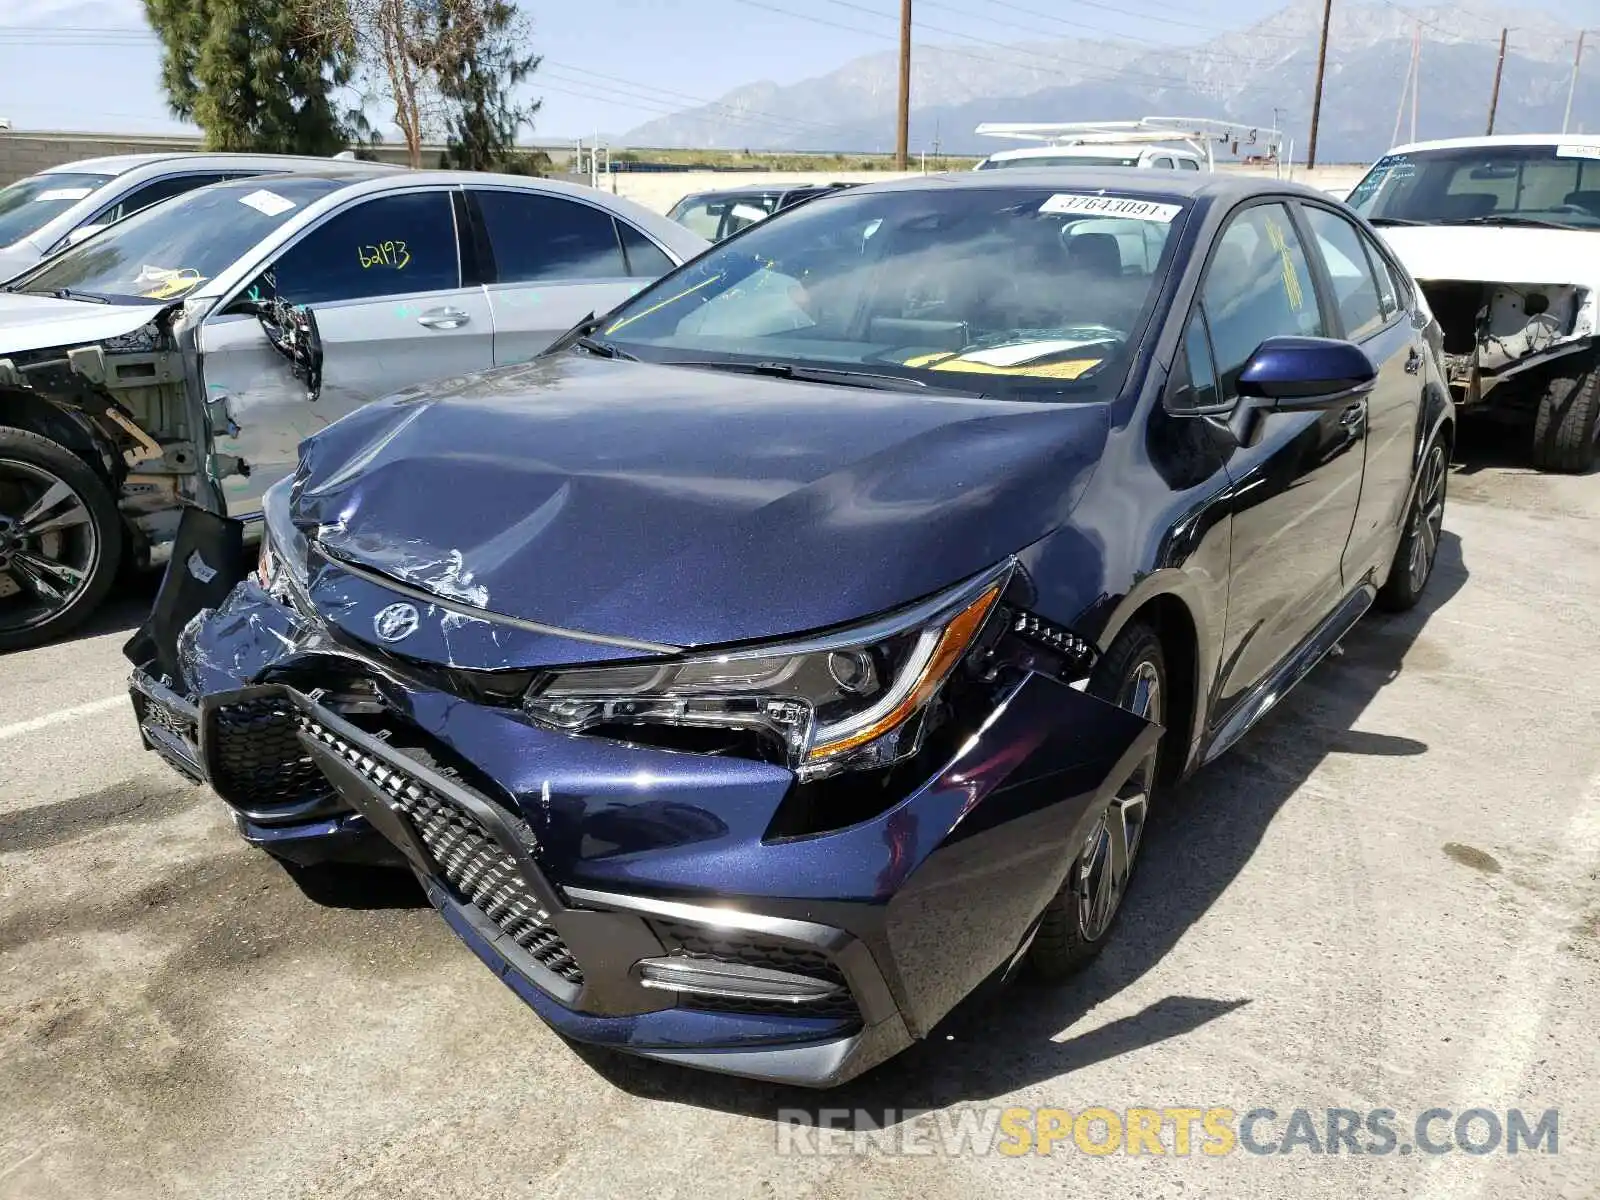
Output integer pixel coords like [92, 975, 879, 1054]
[1408, 444, 1447, 592]
[0, 459, 99, 636]
[1076, 659, 1161, 943]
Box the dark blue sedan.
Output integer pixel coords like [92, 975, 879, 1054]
[126, 171, 1453, 1086]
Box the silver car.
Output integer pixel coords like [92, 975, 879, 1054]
[0, 152, 397, 280]
[0, 167, 709, 649]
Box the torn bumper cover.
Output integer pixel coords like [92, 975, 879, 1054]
[125, 510, 1159, 1086]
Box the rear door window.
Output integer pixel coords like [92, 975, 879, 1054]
[1302, 206, 1385, 339]
[473, 189, 627, 282]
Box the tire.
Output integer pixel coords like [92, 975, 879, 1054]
[1531, 363, 1600, 473]
[1377, 437, 1448, 613]
[0, 425, 123, 653]
[1026, 620, 1166, 981]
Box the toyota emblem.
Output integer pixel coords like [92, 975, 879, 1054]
[373, 602, 420, 643]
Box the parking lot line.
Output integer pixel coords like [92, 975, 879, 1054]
[0, 695, 125, 742]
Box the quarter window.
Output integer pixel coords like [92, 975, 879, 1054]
[1167, 309, 1221, 412]
[616, 220, 675, 277]
[1303, 206, 1385, 339]
[474, 190, 627, 282]
[1202, 202, 1327, 392]
[263, 190, 460, 305]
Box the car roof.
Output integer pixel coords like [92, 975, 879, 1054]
[40, 152, 405, 178]
[843, 168, 1319, 203]
[1386, 133, 1600, 156]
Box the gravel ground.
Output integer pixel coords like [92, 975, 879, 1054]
[1, 430, 1596, 1200]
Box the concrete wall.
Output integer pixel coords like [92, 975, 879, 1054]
[602, 164, 1372, 214]
[0, 130, 1370, 204]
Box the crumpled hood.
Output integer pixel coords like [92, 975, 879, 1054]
[0, 290, 169, 354]
[1378, 224, 1600, 288]
[293, 354, 1109, 659]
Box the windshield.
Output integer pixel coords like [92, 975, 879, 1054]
[668, 193, 783, 241]
[0, 172, 114, 248]
[8, 176, 347, 303]
[981, 155, 1141, 169]
[600, 185, 1187, 398]
[1348, 144, 1600, 228]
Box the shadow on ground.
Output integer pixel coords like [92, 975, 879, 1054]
[570, 533, 1471, 1118]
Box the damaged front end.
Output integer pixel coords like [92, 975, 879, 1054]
[1416, 278, 1595, 410]
[125, 506, 1160, 1086]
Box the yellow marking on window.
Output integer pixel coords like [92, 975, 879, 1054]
[604, 272, 725, 333]
[1264, 217, 1304, 311]
[358, 240, 411, 270]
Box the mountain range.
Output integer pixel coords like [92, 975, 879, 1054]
[620, 1, 1598, 162]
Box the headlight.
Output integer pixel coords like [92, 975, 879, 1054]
[257, 479, 308, 600]
[523, 563, 1012, 779]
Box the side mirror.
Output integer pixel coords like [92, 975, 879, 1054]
[257, 299, 324, 402]
[1236, 336, 1376, 411]
[66, 224, 106, 246]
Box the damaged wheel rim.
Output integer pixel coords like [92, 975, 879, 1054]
[0, 460, 98, 634]
[1408, 444, 1446, 592]
[1077, 659, 1161, 943]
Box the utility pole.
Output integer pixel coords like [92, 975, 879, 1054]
[1306, 0, 1333, 168]
[1393, 20, 1420, 148]
[895, 0, 912, 169]
[1564, 30, 1587, 134]
[1486, 27, 1508, 136]
[1411, 21, 1420, 143]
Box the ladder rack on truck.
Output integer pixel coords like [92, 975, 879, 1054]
[973, 116, 1290, 175]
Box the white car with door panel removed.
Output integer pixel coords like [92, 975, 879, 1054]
[1348, 134, 1600, 472]
[0, 167, 707, 650]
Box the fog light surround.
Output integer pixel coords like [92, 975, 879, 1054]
[634, 956, 846, 1004]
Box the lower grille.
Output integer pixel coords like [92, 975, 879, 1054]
[209, 695, 335, 814]
[296, 713, 584, 987]
[651, 919, 859, 1021]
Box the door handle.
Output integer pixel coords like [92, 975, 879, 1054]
[418, 307, 470, 330]
[1404, 346, 1422, 374]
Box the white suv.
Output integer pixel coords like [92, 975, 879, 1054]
[1349, 134, 1600, 472]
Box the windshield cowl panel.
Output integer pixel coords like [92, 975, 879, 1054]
[599, 185, 1188, 402]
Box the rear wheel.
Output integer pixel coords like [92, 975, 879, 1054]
[0, 426, 123, 652]
[1026, 621, 1165, 981]
[1531, 363, 1600, 473]
[1377, 438, 1447, 613]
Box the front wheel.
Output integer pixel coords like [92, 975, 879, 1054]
[1531, 364, 1600, 473]
[1026, 621, 1165, 981]
[0, 426, 123, 653]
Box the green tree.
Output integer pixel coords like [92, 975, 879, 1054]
[143, 0, 356, 155]
[438, 2, 542, 171]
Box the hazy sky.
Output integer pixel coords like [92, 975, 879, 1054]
[3, 0, 1598, 142]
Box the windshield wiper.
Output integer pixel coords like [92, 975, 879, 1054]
[39, 287, 110, 304]
[664, 359, 943, 392]
[1449, 215, 1583, 230]
[1366, 216, 1430, 227]
[574, 334, 636, 361]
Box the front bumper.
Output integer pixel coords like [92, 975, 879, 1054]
[126, 516, 1159, 1086]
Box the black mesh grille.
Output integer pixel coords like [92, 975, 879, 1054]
[651, 919, 859, 1021]
[296, 713, 584, 986]
[209, 696, 335, 811]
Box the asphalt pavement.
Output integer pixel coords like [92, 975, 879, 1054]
[1, 432, 1596, 1200]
